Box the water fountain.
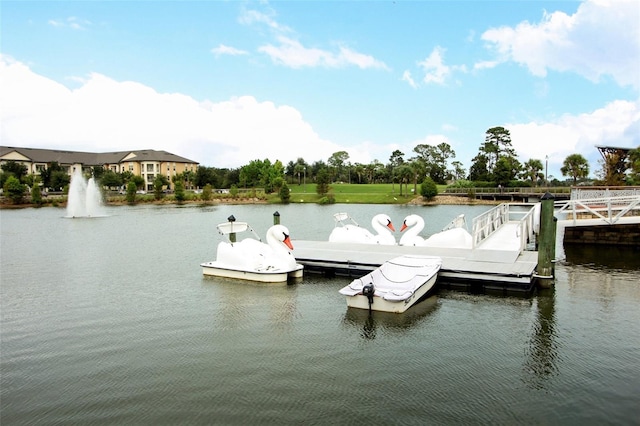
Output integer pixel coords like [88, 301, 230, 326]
[66, 169, 105, 218]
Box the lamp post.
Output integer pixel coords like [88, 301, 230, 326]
[303, 167, 306, 193]
[545, 155, 548, 187]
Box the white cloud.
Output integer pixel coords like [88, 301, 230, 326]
[258, 36, 388, 70]
[418, 47, 451, 85]
[48, 16, 91, 30]
[508, 100, 640, 176]
[211, 44, 248, 57]
[0, 56, 344, 169]
[402, 70, 417, 88]
[481, 0, 640, 88]
[239, 8, 291, 34]
[407, 46, 467, 87]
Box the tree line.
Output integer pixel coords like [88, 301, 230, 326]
[2, 126, 639, 204]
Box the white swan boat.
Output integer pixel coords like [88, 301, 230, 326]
[338, 255, 442, 313]
[328, 212, 396, 245]
[399, 214, 472, 248]
[201, 221, 304, 282]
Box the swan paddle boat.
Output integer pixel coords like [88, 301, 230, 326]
[338, 255, 442, 313]
[328, 212, 396, 245]
[201, 220, 304, 282]
[399, 214, 473, 249]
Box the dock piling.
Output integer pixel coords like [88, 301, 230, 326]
[537, 193, 556, 287]
[273, 211, 280, 225]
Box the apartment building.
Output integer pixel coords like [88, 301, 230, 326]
[0, 146, 199, 191]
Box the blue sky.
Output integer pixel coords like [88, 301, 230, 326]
[1, 0, 638, 180]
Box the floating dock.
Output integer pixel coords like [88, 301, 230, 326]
[294, 240, 538, 293]
[294, 203, 541, 293]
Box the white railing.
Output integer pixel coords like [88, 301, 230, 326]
[471, 204, 508, 248]
[555, 195, 640, 225]
[471, 203, 537, 252]
[512, 205, 537, 253]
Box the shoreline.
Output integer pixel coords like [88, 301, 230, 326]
[0, 194, 501, 210]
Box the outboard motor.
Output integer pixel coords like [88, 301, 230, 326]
[362, 282, 375, 311]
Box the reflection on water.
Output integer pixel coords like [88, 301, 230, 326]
[342, 297, 440, 339]
[523, 288, 559, 391]
[564, 244, 640, 271]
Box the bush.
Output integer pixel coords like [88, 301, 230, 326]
[31, 184, 42, 205]
[318, 194, 335, 205]
[279, 182, 291, 203]
[126, 181, 137, 204]
[3, 176, 25, 204]
[420, 176, 438, 200]
[174, 181, 186, 202]
[202, 184, 212, 201]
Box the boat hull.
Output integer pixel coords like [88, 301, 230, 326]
[201, 262, 303, 283]
[344, 273, 438, 313]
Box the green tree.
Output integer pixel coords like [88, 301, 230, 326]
[126, 181, 137, 204]
[395, 164, 413, 196]
[131, 175, 145, 190]
[40, 162, 66, 190]
[388, 149, 405, 192]
[493, 156, 522, 186]
[51, 170, 70, 192]
[316, 168, 331, 196]
[293, 163, 306, 185]
[1, 160, 28, 181]
[522, 159, 544, 186]
[328, 151, 349, 182]
[561, 154, 590, 185]
[230, 184, 239, 198]
[153, 175, 168, 200]
[481, 127, 516, 172]
[3, 176, 26, 204]
[100, 170, 123, 189]
[468, 153, 491, 182]
[31, 183, 43, 205]
[279, 182, 291, 203]
[202, 184, 213, 201]
[420, 176, 438, 200]
[174, 180, 186, 202]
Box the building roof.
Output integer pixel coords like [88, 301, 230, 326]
[0, 146, 198, 165]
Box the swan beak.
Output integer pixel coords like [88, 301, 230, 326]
[400, 222, 408, 232]
[283, 235, 295, 250]
[387, 220, 396, 232]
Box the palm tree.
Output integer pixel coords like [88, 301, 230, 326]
[561, 154, 590, 185]
[522, 159, 544, 186]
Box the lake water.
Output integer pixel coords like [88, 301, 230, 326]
[1, 203, 639, 425]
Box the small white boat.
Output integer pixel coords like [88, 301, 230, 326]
[338, 255, 442, 313]
[201, 220, 303, 282]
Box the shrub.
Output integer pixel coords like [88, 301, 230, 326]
[126, 181, 137, 204]
[202, 184, 212, 202]
[3, 176, 25, 204]
[31, 184, 42, 206]
[420, 176, 438, 200]
[279, 182, 291, 203]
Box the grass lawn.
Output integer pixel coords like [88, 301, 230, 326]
[268, 183, 448, 204]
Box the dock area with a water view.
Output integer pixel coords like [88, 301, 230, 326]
[295, 191, 640, 293]
[296, 203, 541, 293]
